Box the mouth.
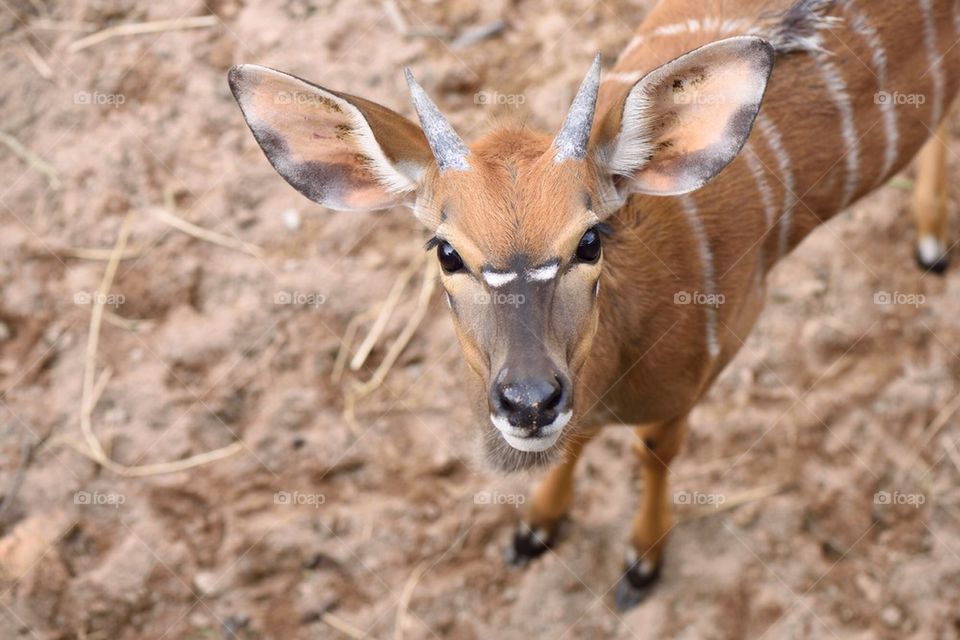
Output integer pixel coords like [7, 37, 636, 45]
[489, 410, 573, 453]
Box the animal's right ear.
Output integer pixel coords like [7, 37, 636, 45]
[228, 64, 434, 212]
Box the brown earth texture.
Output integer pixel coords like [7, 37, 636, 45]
[1, 0, 960, 638]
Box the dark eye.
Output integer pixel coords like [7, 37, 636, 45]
[575, 227, 602, 263]
[437, 241, 464, 273]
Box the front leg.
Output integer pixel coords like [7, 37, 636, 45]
[615, 417, 688, 610]
[506, 427, 600, 566]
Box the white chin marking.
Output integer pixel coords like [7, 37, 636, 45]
[502, 430, 562, 452]
[490, 410, 572, 452]
[917, 235, 945, 265]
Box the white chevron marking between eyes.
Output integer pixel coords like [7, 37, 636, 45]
[526, 263, 559, 281]
[483, 271, 518, 287]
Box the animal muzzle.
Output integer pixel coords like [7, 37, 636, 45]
[488, 367, 572, 452]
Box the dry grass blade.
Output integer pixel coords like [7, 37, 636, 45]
[904, 391, 960, 478]
[944, 436, 960, 475]
[30, 18, 98, 32]
[73, 213, 245, 477]
[319, 612, 367, 639]
[68, 15, 220, 53]
[102, 309, 152, 332]
[381, 0, 409, 33]
[679, 483, 788, 522]
[333, 308, 376, 384]
[0, 438, 32, 530]
[350, 252, 426, 371]
[20, 42, 54, 80]
[352, 259, 437, 399]
[80, 216, 133, 461]
[60, 245, 145, 261]
[150, 206, 264, 257]
[451, 20, 506, 50]
[395, 560, 430, 640]
[0, 131, 61, 189]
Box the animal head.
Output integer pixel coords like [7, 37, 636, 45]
[228, 36, 774, 470]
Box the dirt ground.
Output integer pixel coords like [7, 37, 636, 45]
[1, 0, 960, 638]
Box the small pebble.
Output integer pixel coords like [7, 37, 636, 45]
[193, 571, 223, 597]
[282, 208, 301, 231]
[881, 604, 903, 628]
[0, 321, 10, 342]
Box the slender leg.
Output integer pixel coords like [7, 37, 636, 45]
[912, 121, 951, 274]
[506, 427, 601, 565]
[615, 417, 688, 610]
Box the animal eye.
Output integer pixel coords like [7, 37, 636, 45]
[437, 241, 464, 274]
[575, 227, 602, 263]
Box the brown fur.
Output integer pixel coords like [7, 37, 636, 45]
[230, 0, 959, 594]
[517, 0, 959, 582]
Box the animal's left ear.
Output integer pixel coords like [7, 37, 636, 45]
[591, 36, 775, 203]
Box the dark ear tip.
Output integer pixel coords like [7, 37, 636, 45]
[228, 64, 260, 101]
[227, 64, 244, 92]
[752, 37, 777, 62]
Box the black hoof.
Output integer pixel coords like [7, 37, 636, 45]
[614, 557, 661, 611]
[504, 521, 558, 567]
[915, 247, 950, 275]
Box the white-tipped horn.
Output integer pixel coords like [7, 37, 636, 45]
[553, 53, 602, 162]
[404, 68, 470, 173]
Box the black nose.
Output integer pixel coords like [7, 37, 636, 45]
[494, 375, 565, 428]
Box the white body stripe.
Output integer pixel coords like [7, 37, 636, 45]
[678, 195, 720, 358]
[954, 0, 960, 35]
[754, 114, 796, 260]
[619, 17, 754, 61]
[920, 0, 945, 124]
[843, 5, 899, 185]
[603, 70, 644, 85]
[483, 271, 518, 287]
[743, 145, 776, 277]
[744, 146, 776, 231]
[813, 34, 860, 209]
[607, 18, 755, 86]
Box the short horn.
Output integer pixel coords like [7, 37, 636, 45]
[552, 53, 602, 162]
[404, 68, 470, 173]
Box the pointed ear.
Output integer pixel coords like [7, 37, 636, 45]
[228, 64, 434, 211]
[592, 36, 774, 201]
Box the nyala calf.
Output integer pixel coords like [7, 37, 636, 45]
[229, 0, 958, 608]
